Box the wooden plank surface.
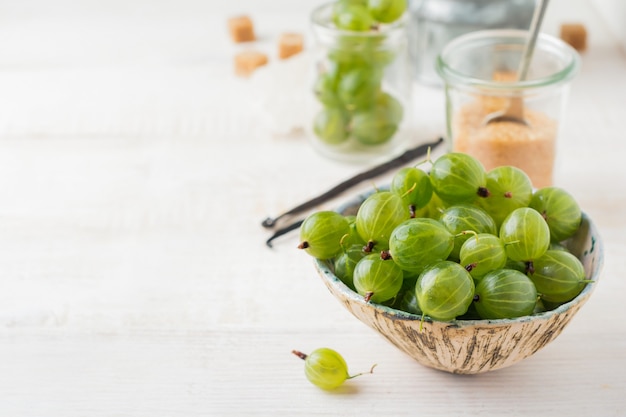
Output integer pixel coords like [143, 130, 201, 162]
[0, 0, 625, 415]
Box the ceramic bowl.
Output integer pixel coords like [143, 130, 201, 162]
[314, 194, 603, 374]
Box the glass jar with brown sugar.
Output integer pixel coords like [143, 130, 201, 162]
[436, 30, 580, 188]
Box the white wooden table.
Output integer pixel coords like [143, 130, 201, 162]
[1, 0, 625, 415]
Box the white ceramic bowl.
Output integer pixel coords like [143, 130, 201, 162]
[314, 195, 603, 374]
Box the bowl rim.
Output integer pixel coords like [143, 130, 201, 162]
[316, 191, 604, 329]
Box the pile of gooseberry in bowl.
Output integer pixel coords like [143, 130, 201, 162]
[298, 152, 603, 374]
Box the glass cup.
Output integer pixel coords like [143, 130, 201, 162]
[408, 0, 535, 86]
[308, 2, 413, 164]
[436, 29, 580, 187]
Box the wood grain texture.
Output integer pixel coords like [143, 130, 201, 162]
[0, 0, 625, 416]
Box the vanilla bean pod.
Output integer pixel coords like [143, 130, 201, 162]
[261, 137, 443, 230]
[265, 219, 304, 248]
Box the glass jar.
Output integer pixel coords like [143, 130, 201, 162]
[408, 0, 535, 86]
[436, 29, 580, 188]
[309, 2, 412, 164]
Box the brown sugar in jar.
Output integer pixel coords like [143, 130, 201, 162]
[453, 99, 558, 188]
[436, 30, 580, 188]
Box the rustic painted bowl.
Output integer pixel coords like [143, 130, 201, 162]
[314, 196, 603, 374]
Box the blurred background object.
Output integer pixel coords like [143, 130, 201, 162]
[407, 0, 536, 86]
[307, 1, 413, 163]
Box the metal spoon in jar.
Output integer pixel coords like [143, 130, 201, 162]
[484, 0, 550, 126]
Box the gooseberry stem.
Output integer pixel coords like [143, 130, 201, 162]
[455, 230, 478, 239]
[347, 363, 377, 380]
[339, 233, 350, 251]
[364, 292, 374, 303]
[414, 146, 434, 168]
[292, 350, 308, 360]
[400, 182, 417, 199]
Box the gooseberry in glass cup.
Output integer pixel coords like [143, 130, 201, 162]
[309, 1, 412, 163]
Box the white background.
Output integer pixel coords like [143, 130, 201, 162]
[0, 0, 625, 415]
